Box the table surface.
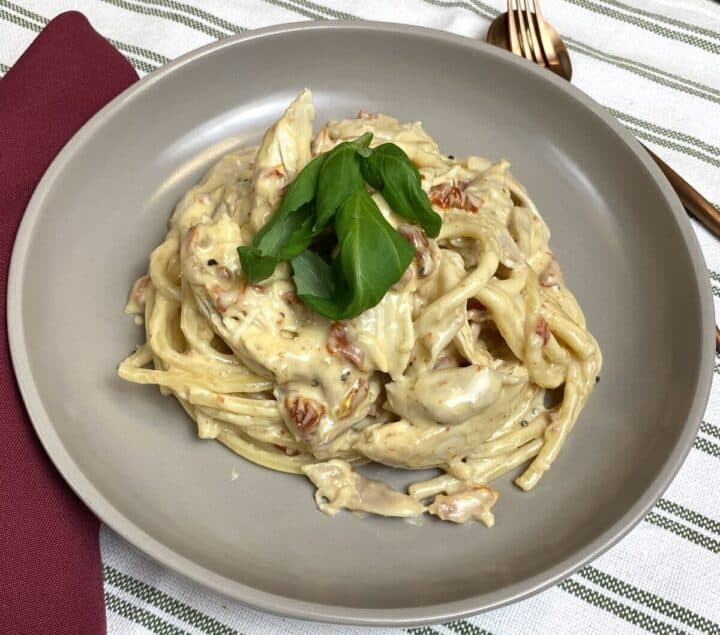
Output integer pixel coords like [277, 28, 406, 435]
[2, 1, 719, 634]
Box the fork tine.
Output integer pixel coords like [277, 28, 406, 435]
[523, 0, 548, 67]
[514, 0, 535, 62]
[506, 0, 522, 57]
[528, 0, 560, 66]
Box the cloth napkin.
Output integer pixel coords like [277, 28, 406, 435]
[0, 11, 138, 635]
[2, 2, 719, 634]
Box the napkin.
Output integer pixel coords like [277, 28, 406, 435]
[0, 12, 137, 634]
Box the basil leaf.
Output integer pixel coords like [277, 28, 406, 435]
[291, 250, 335, 299]
[253, 154, 325, 249]
[336, 188, 415, 316]
[360, 143, 442, 238]
[237, 154, 326, 283]
[353, 132, 374, 149]
[260, 202, 319, 260]
[267, 153, 326, 228]
[313, 133, 374, 231]
[294, 188, 414, 320]
[241, 135, 374, 282]
[236, 246, 280, 283]
[238, 202, 319, 282]
[314, 144, 364, 231]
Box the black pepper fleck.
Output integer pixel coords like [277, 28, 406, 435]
[520, 420, 529, 427]
[341, 370, 350, 381]
[207, 259, 218, 266]
[448, 154, 455, 160]
[595, 376, 600, 383]
[311, 379, 319, 387]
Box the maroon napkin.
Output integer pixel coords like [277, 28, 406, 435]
[0, 12, 138, 634]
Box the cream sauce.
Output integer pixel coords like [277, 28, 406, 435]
[121, 90, 602, 526]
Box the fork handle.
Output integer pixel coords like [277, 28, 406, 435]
[643, 146, 720, 350]
[644, 146, 720, 238]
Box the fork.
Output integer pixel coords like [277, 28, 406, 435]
[507, 0, 559, 72]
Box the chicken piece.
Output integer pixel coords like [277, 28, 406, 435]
[386, 365, 504, 426]
[428, 486, 498, 526]
[302, 460, 426, 518]
[248, 89, 315, 235]
[397, 224, 441, 281]
[355, 381, 535, 468]
[313, 113, 445, 167]
[344, 290, 415, 381]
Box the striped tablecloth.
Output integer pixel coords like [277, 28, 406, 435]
[3, 1, 720, 633]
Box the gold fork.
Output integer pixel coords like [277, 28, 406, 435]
[492, 0, 720, 350]
[506, 0, 563, 75]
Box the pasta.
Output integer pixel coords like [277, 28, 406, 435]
[120, 90, 602, 526]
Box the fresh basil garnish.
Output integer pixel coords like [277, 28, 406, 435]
[360, 143, 441, 238]
[237, 131, 442, 319]
[292, 188, 414, 320]
[235, 246, 281, 283]
[291, 250, 335, 299]
[238, 154, 326, 281]
[314, 132, 373, 232]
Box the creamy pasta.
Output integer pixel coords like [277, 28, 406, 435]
[120, 90, 602, 526]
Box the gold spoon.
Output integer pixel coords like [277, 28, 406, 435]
[487, 5, 720, 350]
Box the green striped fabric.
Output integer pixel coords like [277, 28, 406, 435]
[3, 0, 719, 633]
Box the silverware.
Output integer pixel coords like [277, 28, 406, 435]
[487, 0, 720, 350]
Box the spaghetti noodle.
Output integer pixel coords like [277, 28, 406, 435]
[120, 90, 602, 526]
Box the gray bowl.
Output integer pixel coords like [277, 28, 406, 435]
[7, 22, 713, 626]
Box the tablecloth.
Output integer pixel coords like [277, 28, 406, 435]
[2, 1, 719, 633]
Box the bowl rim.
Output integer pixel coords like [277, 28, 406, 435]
[7, 20, 714, 626]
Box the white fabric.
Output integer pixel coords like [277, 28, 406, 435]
[3, 1, 719, 633]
